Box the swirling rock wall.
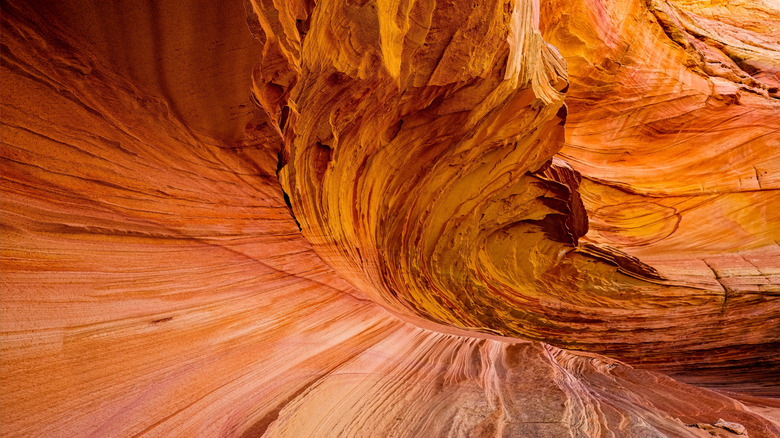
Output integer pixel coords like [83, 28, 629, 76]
[1, 0, 778, 437]
[538, 0, 780, 386]
[258, 0, 780, 377]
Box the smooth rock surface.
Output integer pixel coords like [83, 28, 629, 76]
[1, 0, 778, 437]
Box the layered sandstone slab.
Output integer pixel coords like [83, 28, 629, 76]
[253, 0, 779, 375]
[1, 0, 779, 437]
[539, 0, 780, 386]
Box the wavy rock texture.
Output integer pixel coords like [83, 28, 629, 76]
[538, 0, 780, 388]
[1, 0, 779, 437]
[264, 0, 780, 376]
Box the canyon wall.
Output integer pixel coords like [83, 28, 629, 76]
[1, 0, 778, 436]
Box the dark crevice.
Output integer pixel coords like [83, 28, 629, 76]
[278, 105, 290, 131]
[276, 147, 301, 232]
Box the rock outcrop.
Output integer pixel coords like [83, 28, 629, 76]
[1, 0, 778, 437]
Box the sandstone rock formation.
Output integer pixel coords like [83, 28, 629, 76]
[1, 0, 778, 437]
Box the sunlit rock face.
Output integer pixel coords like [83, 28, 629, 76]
[261, 0, 780, 375]
[538, 0, 780, 388]
[1, 0, 778, 437]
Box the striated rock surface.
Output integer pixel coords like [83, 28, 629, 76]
[258, 0, 780, 377]
[1, 0, 778, 437]
[538, 0, 780, 388]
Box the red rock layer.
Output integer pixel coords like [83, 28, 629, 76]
[251, 0, 780, 380]
[539, 0, 780, 388]
[1, 0, 778, 437]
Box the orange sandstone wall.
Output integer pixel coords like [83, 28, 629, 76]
[251, 0, 780, 373]
[1, 0, 778, 437]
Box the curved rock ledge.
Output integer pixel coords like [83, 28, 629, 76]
[256, 0, 779, 369]
[1, 0, 778, 436]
